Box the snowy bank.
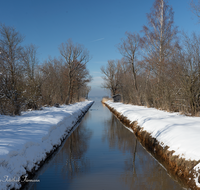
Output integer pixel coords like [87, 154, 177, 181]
[105, 101, 200, 189]
[0, 101, 93, 190]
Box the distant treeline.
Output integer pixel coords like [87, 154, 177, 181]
[0, 24, 91, 115]
[101, 0, 200, 116]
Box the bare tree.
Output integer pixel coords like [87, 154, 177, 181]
[40, 57, 66, 106]
[69, 62, 92, 103]
[190, 0, 200, 21]
[0, 24, 92, 115]
[22, 44, 41, 109]
[59, 39, 90, 104]
[118, 32, 140, 92]
[118, 32, 141, 104]
[141, 0, 178, 109]
[177, 32, 200, 115]
[84, 86, 91, 99]
[101, 60, 121, 96]
[22, 44, 38, 80]
[0, 24, 24, 115]
[117, 59, 135, 103]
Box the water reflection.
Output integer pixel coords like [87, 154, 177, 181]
[26, 101, 184, 190]
[61, 124, 92, 180]
[103, 115, 183, 190]
[102, 115, 137, 154]
[28, 117, 92, 190]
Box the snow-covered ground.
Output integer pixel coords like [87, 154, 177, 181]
[0, 101, 93, 190]
[105, 101, 200, 187]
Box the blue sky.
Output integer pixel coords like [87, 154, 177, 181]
[0, 0, 199, 97]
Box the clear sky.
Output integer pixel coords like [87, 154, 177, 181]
[0, 0, 199, 97]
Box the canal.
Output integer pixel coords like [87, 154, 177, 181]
[25, 100, 184, 190]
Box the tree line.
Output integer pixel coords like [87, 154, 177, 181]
[0, 24, 91, 115]
[101, 0, 200, 116]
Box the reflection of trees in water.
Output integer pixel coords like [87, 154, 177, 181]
[52, 122, 92, 181]
[103, 115, 183, 190]
[102, 115, 137, 154]
[122, 155, 183, 190]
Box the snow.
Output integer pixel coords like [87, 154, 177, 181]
[105, 101, 200, 187]
[194, 163, 200, 187]
[0, 101, 93, 190]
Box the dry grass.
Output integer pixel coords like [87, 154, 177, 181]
[101, 97, 112, 104]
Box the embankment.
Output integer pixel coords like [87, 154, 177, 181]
[19, 101, 94, 190]
[104, 101, 200, 190]
[0, 101, 93, 190]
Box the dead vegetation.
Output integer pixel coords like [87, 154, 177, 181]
[101, 0, 200, 116]
[0, 24, 92, 116]
[101, 97, 112, 104]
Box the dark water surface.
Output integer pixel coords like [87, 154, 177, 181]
[26, 100, 184, 190]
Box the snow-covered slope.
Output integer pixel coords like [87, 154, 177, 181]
[0, 101, 93, 190]
[105, 101, 200, 187]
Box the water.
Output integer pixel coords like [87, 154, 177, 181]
[25, 100, 184, 190]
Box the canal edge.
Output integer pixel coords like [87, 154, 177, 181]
[103, 101, 200, 190]
[18, 101, 94, 190]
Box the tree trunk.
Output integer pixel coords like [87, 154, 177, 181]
[65, 75, 72, 105]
